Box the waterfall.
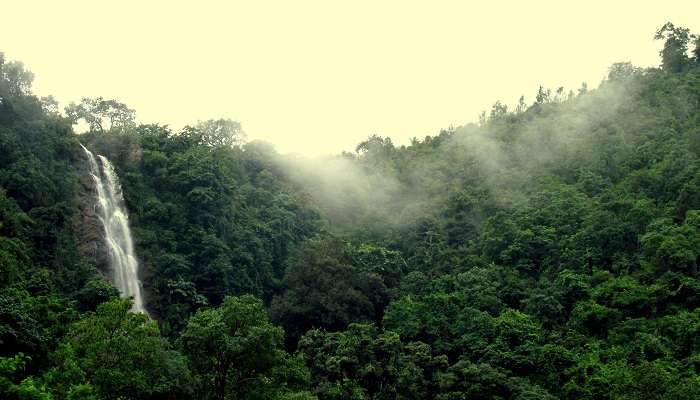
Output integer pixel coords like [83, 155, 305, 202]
[80, 144, 147, 314]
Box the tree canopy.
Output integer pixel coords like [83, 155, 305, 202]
[2, 23, 700, 399]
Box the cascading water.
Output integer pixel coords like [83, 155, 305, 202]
[80, 144, 147, 314]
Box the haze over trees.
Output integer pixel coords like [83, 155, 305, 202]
[2, 23, 700, 399]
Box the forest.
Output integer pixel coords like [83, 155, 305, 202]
[1, 23, 700, 399]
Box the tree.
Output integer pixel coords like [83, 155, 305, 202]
[271, 238, 389, 343]
[45, 299, 192, 400]
[65, 97, 135, 132]
[434, 359, 556, 400]
[194, 118, 245, 148]
[655, 22, 692, 72]
[349, 243, 407, 290]
[535, 85, 551, 104]
[178, 295, 310, 400]
[0, 353, 52, 400]
[578, 82, 588, 96]
[298, 323, 447, 400]
[641, 212, 700, 274]
[355, 135, 394, 156]
[607, 62, 640, 81]
[0, 57, 34, 96]
[490, 101, 508, 120]
[73, 276, 119, 312]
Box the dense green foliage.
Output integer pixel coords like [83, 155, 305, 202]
[81, 117, 321, 334]
[2, 25, 700, 399]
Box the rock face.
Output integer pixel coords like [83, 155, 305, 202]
[73, 146, 111, 276]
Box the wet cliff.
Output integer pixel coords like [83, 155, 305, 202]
[73, 145, 111, 276]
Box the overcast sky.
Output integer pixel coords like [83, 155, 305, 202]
[3, 1, 700, 155]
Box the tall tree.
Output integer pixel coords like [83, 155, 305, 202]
[655, 22, 692, 72]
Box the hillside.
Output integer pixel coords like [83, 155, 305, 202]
[1, 24, 700, 399]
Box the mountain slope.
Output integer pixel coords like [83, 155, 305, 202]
[1, 24, 700, 399]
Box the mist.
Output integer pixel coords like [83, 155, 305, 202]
[268, 69, 639, 239]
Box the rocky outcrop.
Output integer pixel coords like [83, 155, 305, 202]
[73, 146, 111, 276]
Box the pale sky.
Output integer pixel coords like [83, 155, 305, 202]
[2, 1, 700, 155]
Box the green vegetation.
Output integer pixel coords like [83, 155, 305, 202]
[2, 24, 700, 399]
